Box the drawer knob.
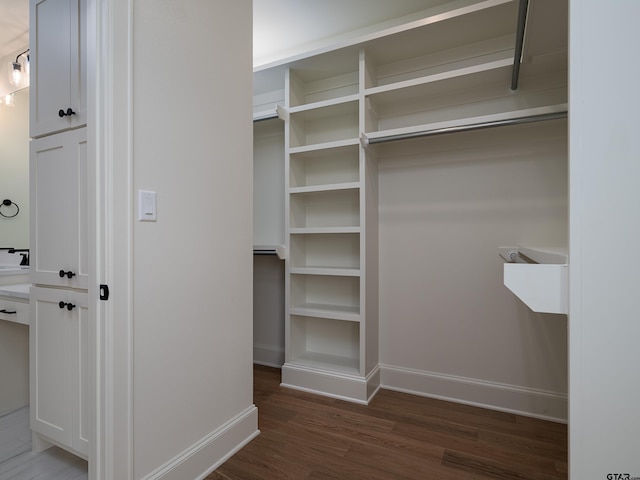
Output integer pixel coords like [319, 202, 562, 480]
[59, 269, 76, 279]
[58, 108, 76, 117]
[58, 301, 76, 311]
[0, 309, 17, 314]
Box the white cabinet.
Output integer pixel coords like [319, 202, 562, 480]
[30, 128, 88, 290]
[30, 0, 86, 138]
[30, 287, 89, 458]
[29, 128, 89, 458]
[29, 0, 89, 456]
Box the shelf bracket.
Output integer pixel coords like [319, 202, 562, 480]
[276, 104, 289, 122]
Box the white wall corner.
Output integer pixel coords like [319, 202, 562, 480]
[138, 406, 259, 480]
[380, 364, 567, 423]
[253, 343, 285, 368]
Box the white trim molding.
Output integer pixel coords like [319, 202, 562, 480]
[92, 0, 135, 478]
[380, 364, 567, 423]
[282, 364, 381, 405]
[139, 406, 259, 480]
[253, 343, 285, 368]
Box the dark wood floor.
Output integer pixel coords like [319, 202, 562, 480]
[209, 365, 567, 480]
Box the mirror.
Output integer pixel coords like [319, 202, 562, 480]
[0, 87, 29, 267]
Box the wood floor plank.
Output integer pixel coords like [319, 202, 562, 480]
[478, 429, 568, 461]
[442, 449, 565, 480]
[210, 366, 568, 480]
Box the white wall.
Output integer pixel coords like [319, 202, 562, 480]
[0, 87, 29, 249]
[130, 1, 256, 478]
[253, 118, 285, 366]
[569, 1, 640, 477]
[377, 120, 568, 420]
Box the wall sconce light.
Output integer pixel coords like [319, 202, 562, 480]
[8, 49, 30, 88]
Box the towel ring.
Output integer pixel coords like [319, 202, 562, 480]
[0, 199, 19, 218]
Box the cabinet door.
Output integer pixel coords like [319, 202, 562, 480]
[30, 128, 88, 289]
[30, 0, 86, 138]
[30, 287, 89, 458]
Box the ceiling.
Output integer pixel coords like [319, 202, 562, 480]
[0, 0, 439, 66]
[0, 0, 29, 60]
[0, 1, 567, 69]
[253, 0, 444, 67]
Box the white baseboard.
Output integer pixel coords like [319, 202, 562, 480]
[140, 405, 259, 480]
[282, 363, 380, 405]
[253, 343, 284, 368]
[380, 364, 567, 423]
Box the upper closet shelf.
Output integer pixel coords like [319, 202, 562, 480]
[364, 50, 513, 97]
[253, 104, 286, 123]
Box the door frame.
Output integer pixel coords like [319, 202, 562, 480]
[88, 0, 134, 478]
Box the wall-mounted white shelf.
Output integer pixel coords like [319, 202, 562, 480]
[501, 246, 568, 314]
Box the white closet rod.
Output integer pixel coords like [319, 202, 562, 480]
[366, 111, 567, 145]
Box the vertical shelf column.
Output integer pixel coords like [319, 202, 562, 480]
[360, 49, 380, 392]
[281, 58, 380, 403]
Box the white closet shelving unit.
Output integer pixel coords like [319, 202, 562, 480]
[282, 46, 380, 402]
[253, 0, 568, 403]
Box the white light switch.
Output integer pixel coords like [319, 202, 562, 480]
[138, 190, 157, 221]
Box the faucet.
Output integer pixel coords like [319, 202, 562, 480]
[8, 248, 29, 266]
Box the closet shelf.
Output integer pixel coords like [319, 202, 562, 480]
[289, 351, 360, 376]
[290, 182, 360, 195]
[253, 244, 286, 259]
[290, 227, 361, 235]
[290, 266, 360, 277]
[288, 94, 359, 115]
[365, 52, 513, 98]
[290, 304, 360, 322]
[253, 109, 279, 122]
[253, 104, 286, 123]
[289, 138, 360, 155]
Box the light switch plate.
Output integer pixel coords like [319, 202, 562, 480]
[138, 190, 157, 221]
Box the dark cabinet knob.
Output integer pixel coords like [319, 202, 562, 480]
[58, 108, 76, 117]
[58, 301, 76, 311]
[59, 269, 76, 279]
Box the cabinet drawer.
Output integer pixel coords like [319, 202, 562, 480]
[0, 298, 29, 325]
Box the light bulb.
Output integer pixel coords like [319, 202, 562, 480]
[9, 62, 23, 87]
[2, 94, 15, 107]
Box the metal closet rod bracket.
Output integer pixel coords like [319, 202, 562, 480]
[511, 0, 530, 91]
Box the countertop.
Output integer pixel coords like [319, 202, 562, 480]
[0, 283, 31, 300]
